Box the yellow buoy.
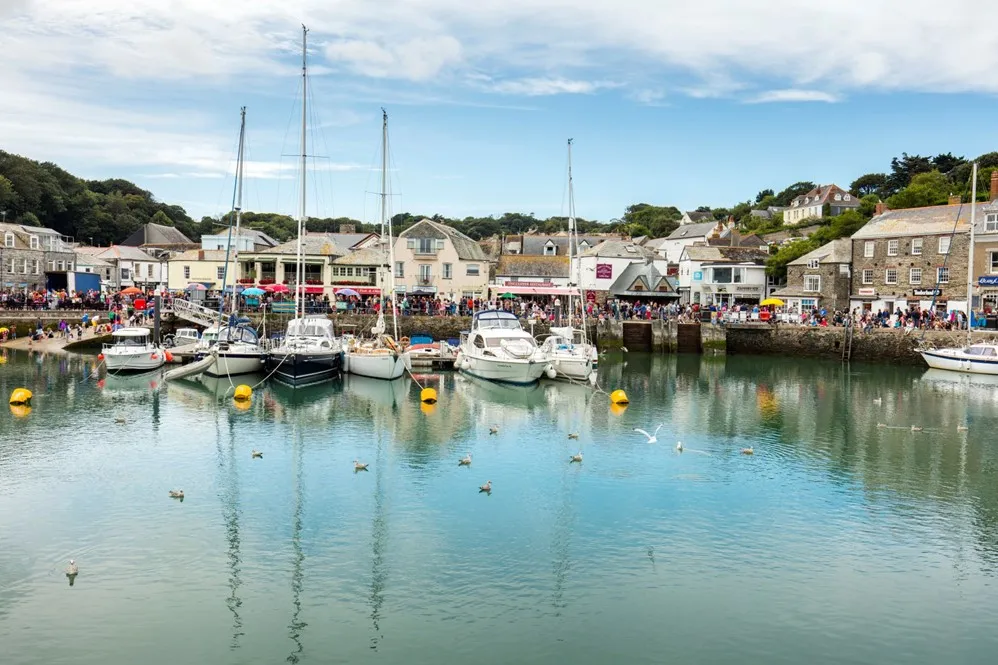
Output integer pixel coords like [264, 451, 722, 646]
[9, 404, 32, 418]
[609, 389, 629, 405]
[420, 387, 438, 404]
[9, 388, 32, 405]
[233, 385, 252, 401]
[609, 402, 628, 417]
[232, 398, 251, 411]
[420, 401, 436, 415]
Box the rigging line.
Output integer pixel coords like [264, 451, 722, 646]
[277, 75, 305, 225]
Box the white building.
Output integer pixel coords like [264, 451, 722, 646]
[678, 246, 770, 306]
[200, 228, 279, 252]
[75, 245, 168, 291]
[783, 184, 859, 226]
[657, 220, 725, 263]
[576, 240, 668, 293]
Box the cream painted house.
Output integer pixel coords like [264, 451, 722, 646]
[393, 219, 489, 300]
[167, 249, 230, 290]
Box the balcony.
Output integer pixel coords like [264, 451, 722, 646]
[418, 276, 433, 286]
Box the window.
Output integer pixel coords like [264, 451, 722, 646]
[801, 298, 817, 310]
[121, 268, 130, 280]
[418, 265, 431, 282]
[183, 266, 191, 279]
[32, 259, 39, 275]
[544, 243, 557, 256]
[443, 263, 453, 279]
[20, 259, 28, 274]
[56, 260, 64, 271]
[29, 235, 39, 249]
[844, 194, 851, 201]
[911, 238, 923, 255]
[807, 259, 819, 269]
[987, 213, 998, 232]
[413, 238, 437, 255]
[885, 268, 898, 284]
[804, 275, 821, 292]
[436, 239, 445, 250]
[909, 268, 922, 284]
[864, 241, 875, 258]
[466, 264, 480, 276]
[990, 251, 998, 274]
[937, 266, 950, 284]
[839, 264, 851, 276]
[395, 262, 404, 278]
[148, 264, 154, 277]
[938, 236, 951, 254]
[46, 260, 55, 271]
[834, 193, 842, 201]
[216, 266, 225, 280]
[67, 261, 73, 271]
[4, 232, 13, 247]
[887, 239, 899, 256]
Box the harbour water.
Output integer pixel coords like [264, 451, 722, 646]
[2, 351, 998, 664]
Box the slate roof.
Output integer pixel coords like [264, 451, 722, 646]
[74, 252, 112, 268]
[207, 227, 280, 248]
[789, 184, 860, 209]
[121, 222, 194, 247]
[665, 220, 720, 240]
[168, 249, 230, 261]
[400, 219, 487, 261]
[76, 245, 161, 262]
[332, 247, 385, 265]
[579, 240, 656, 259]
[519, 235, 606, 255]
[684, 211, 715, 222]
[682, 246, 769, 264]
[259, 235, 349, 256]
[496, 255, 570, 278]
[609, 262, 679, 297]
[851, 203, 981, 239]
[787, 238, 852, 266]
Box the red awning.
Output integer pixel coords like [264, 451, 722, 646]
[303, 286, 324, 294]
[489, 285, 580, 296]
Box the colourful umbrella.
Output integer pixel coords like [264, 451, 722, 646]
[242, 287, 266, 296]
[265, 284, 290, 294]
[120, 286, 142, 296]
[186, 283, 207, 291]
[335, 288, 361, 297]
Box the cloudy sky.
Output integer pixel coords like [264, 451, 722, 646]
[3, 0, 997, 223]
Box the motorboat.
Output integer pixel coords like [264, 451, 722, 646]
[540, 326, 598, 385]
[265, 316, 343, 386]
[101, 327, 165, 373]
[164, 327, 200, 351]
[455, 310, 553, 385]
[195, 321, 267, 378]
[920, 342, 998, 375]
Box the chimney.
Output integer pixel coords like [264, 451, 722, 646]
[198, 250, 204, 260]
[991, 171, 998, 201]
[339, 223, 356, 234]
[874, 202, 886, 216]
[948, 194, 961, 206]
[729, 229, 742, 247]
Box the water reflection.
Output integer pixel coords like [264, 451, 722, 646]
[287, 422, 307, 664]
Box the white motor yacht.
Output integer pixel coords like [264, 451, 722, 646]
[455, 310, 553, 385]
[266, 317, 344, 386]
[541, 326, 598, 385]
[920, 343, 998, 375]
[101, 327, 165, 373]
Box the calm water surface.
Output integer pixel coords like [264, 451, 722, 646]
[2, 350, 998, 664]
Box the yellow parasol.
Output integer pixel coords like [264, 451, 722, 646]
[760, 298, 784, 307]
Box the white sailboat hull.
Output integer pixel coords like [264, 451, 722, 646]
[104, 348, 166, 373]
[345, 351, 409, 380]
[203, 347, 267, 377]
[920, 348, 998, 375]
[456, 351, 550, 385]
[548, 352, 598, 384]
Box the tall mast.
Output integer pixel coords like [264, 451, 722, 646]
[382, 108, 399, 341]
[968, 161, 978, 332]
[568, 138, 588, 339]
[230, 106, 246, 318]
[295, 25, 308, 322]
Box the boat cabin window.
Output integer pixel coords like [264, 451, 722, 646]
[980, 347, 997, 357]
[964, 346, 987, 356]
[114, 335, 149, 347]
[473, 334, 486, 348]
[474, 311, 522, 330]
[218, 326, 258, 344]
[287, 320, 333, 338]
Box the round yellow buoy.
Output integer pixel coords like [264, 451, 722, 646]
[420, 401, 437, 415]
[420, 387, 438, 404]
[610, 402, 628, 416]
[9, 404, 31, 418]
[609, 389, 629, 405]
[233, 385, 252, 401]
[9, 388, 32, 405]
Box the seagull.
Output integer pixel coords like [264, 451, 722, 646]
[911, 425, 923, 432]
[354, 460, 369, 472]
[66, 560, 78, 586]
[676, 441, 683, 453]
[489, 424, 499, 435]
[876, 423, 887, 429]
[957, 425, 969, 432]
[741, 446, 754, 455]
[634, 424, 664, 443]
[621, 346, 629, 353]
[479, 480, 492, 493]
[569, 452, 583, 463]
[115, 417, 126, 424]
[873, 397, 882, 405]
[251, 450, 263, 459]
[568, 432, 579, 440]
[168, 489, 184, 499]
[459, 454, 472, 466]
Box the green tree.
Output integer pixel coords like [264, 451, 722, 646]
[850, 173, 887, 197]
[766, 238, 819, 279]
[885, 170, 952, 209]
[622, 203, 681, 237]
[932, 152, 966, 175]
[755, 188, 774, 203]
[884, 153, 933, 196]
[20, 211, 41, 226]
[774, 181, 816, 207]
[150, 210, 174, 226]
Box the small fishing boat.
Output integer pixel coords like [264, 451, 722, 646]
[101, 327, 165, 373]
[920, 343, 998, 375]
[455, 310, 553, 385]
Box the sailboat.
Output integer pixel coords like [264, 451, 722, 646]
[196, 106, 266, 378]
[539, 139, 598, 385]
[344, 109, 411, 380]
[264, 26, 344, 387]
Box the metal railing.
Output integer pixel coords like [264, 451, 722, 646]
[171, 298, 223, 328]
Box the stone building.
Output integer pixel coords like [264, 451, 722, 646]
[771, 238, 852, 313]
[1, 222, 76, 291]
[849, 201, 977, 315]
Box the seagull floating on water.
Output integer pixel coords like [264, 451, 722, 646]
[911, 425, 923, 432]
[489, 425, 499, 435]
[676, 441, 683, 453]
[459, 454, 472, 466]
[876, 423, 887, 429]
[957, 425, 969, 432]
[479, 480, 492, 493]
[251, 450, 263, 459]
[634, 424, 664, 443]
[115, 417, 126, 424]
[569, 452, 583, 463]
[168, 489, 184, 499]
[741, 446, 754, 455]
[568, 432, 579, 440]
[66, 560, 78, 586]
[354, 460, 369, 472]
[873, 397, 883, 405]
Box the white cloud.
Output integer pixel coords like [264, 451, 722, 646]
[325, 35, 462, 81]
[747, 89, 841, 104]
[486, 77, 611, 96]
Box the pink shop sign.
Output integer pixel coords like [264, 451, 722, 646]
[595, 264, 613, 280]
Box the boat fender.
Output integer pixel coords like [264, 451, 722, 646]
[165, 351, 174, 363]
[9, 388, 32, 405]
[151, 353, 159, 360]
[545, 366, 557, 379]
[97, 353, 105, 361]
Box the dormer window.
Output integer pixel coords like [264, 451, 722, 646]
[834, 193, 842, 201]
[29, 235, 39, 249]
[987, 213, 998, 232]
[843, 194, 851, 201]
[544, 241, 557, 256]
[579, 240, 589, 249]
[807, 259, 819, 269]
[4, 232, 13, 248]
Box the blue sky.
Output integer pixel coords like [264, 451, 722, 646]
[3, 0, 998, 223]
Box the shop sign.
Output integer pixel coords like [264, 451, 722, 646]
[595, 264, 613, 280]
[857, 288, 876, 296]
[503, 280, 553, 287]
[912, 288, 942, 297]
[585, 290, 596, 302]
[978, 275, 998, 286]
[693, 271, 703, 281]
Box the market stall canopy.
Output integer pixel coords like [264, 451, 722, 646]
[120, 286, 143, 295]
[760, 298, 785, 306]
[265, 284, 290, 293]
